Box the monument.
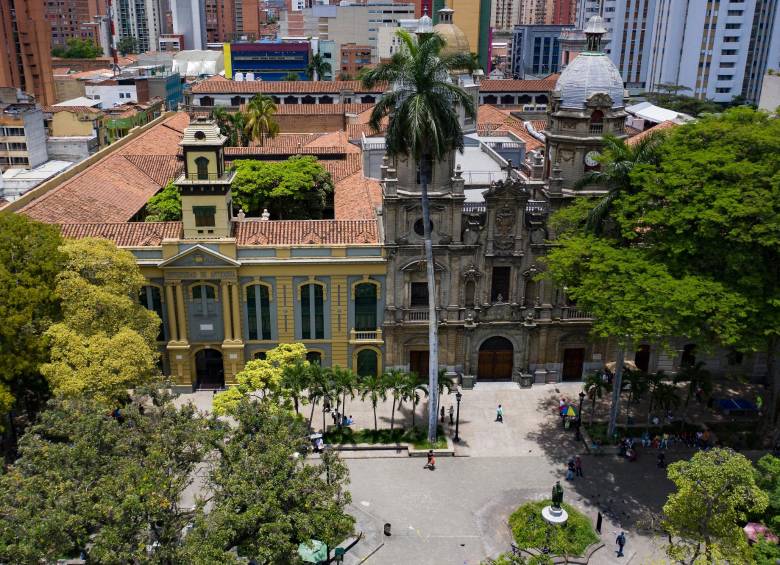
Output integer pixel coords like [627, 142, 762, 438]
[540, 481, 569, 553]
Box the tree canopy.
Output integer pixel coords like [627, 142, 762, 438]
[145, 180, 182, 221]
[231, 156, 334, 219]
[41, 238, 160, 403]
[52, 38, 102, 59]
[663, 448, 768, 563]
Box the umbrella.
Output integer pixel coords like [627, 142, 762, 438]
[605, 360, 639, 374]
[298, 540, 328, 563]
[561, 404, 578, 417]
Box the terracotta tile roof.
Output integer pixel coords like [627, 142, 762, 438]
[225, 145, 351, 157]
[626, 120, 677, 146]
[251, 133, 324, 148]
[334, 172, 381, 220]
[235, 219, 378, 245]
[531, 119, 548, 131]
[191, 77, 386, 94]
[477, 105, 544, 151]
[58, 222, 183, 246]
[304, 130, 359, 152]
[254, 103, 374, 115]
[20, 113, 189, 224]
[42, 105, 103, 115]
[479, 77, 558, 93]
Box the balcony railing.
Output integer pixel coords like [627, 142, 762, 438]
[180, 172, 233, 182]
[349, 328, 384, 344]
[405, 310, 430, 322]
[562, 307, 593, 320]
[589, 123, 604, 134]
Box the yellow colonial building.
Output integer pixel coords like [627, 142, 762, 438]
[61, 117, 386, 390]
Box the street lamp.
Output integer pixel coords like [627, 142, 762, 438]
[576, 391, 586, 441]
[454, 390, 463, 443]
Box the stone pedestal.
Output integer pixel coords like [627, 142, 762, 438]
[542, 505, 569, 525]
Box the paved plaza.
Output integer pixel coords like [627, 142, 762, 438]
[176, 383, 702, 564]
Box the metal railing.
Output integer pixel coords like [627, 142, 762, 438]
[562, 308, 593, 320]
[181, 172, 233, 181]
[405, 310, 430, 321]
[526, 200, 549, 214]
[463, 202, 486, 213]
[589, 124, 603, 134]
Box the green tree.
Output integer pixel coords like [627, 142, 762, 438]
[40, 238, 159, 403]
[673, 361, 712, 416]
[116, 36, 137, 55]
[52, 38, 102, 58]
[663, 448, 768, 563]
[359, 372, 387, 430]
[0, 214, 63, 458]
[0, 388, 211, 563]
[231, 156, 334, 218]
[400, 373, 427, 429]
[583, 371, 611, 425]
[575, 133, 665, 236]
[307, 52, 332, 80]
[145, 180, 182, 221]
[362, 28, 475, 443]
[185, 399, 354, 562]
[327, 365, 357, 428]
[384, 368, 408, 431]
[243, 94, 279, 147]
[283, 357, 313, 415]
[754, 454, 780, 533]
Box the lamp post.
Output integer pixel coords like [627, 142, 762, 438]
[576, 391, 586, 441]
[454, 390, 463, 443]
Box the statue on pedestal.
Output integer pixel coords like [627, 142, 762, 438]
[551, 481, 564, 509]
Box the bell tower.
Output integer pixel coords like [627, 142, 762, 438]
[175, 117, 236, 239]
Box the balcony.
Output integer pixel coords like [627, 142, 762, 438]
[589, 123, 604, 134]
[561, 307, 593, 321]
[404, 309, 430, 322]
[349, 328, 384, 344]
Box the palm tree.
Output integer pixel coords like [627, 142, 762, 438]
[674, 361, 712, 426]
[307, 52, 332, 81]
[212, 107, 232, 138]
[243, 94, 279, 147]
[622, 369, 648, 424]
[282, 359, 311, 415]
[576, 133, 664, 236]
[362, 29, 475, 443]
[327, 366, 357, 428]
[400, 373, 427, 429]
[306, 361, 330, 431]
[384, 368, 408, 431]
[359, 372, 387, 431]
[229, 111, 249, 147]
[583, 371, 611, 425]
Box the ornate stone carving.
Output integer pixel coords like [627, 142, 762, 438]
[494, 205, 515, 251]
[586, 92, 614, 108]
[463, 264, 482, 281]
[522, 264, 540, 278]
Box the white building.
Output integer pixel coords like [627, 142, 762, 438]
[576, 0, 780, 103]
[171, 0, 207, 50]
[759, 71, 780, 112]
[112, 0, 163, 54]
[85, 80, 138, 108]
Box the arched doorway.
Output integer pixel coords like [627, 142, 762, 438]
[195, 348, 224, 389]
[478, 337, 513, 381]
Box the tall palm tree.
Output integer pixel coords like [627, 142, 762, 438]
[384, 368, 408, 431]
[576, 133, 664, 236]
[282, 359, 311, 415]
[400, 373, 427, 429]
[362, 29, 475, 443]
[243, 94, 279, 147]
[307, 52, 332, 81]
[327, 366, 357, 428]
[306, 361, 329, 431]
[359, 372, 387, 431]
[583, 371, 611, 425]
[212, 107, 232, 138]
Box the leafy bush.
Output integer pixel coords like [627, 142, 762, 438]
[323, 426, 447, 449]
[508, 501, 598, 558]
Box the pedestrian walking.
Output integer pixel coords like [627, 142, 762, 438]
[440, 405, 445, 423]
[424, 450, 436, 471]
[566, 458, 575, 480]
[575, 455, 583, 477]
[448, 405, 454, 425]
[616, 531, 626, 557]
[496, 404, 504, 423]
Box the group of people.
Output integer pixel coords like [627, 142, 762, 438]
[329, 409, 354, 427]
[565, 455, 584, 480]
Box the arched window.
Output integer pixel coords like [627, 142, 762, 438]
[484, 95, 498, 104]
[302, 95, 316, 104]
[230, 95, 243, 106]
[360, 95, 376, 103]
[139, 285, 165, 341]
[200, 96, 214, 106]
[500, 94, 515, 105]
[246, 284, 271, 340]
[306, 351, 322, 365]
[354, 283, 377, 330]
[356, 349, 378, 377]
[590, 110, 604, 134]
[300, 283, 325, 339]
[284, 95, 298, 104]
[191, 284, 216, 316]
[320, 95, 334, 104]
[195, 156, 209, 180]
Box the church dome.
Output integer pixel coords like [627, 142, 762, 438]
[433, 7, 470, 56]
[554, 16, 625, 109]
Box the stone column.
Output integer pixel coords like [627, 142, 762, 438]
[221, 281, 232, 341]
[174, 283, 188, 342]
[231, 282, 241, 342]
[165, 283, 178, 342]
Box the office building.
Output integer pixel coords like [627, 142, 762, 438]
[340, 44, 373, 79]
[0, 89, 49, 172]
[492, 0, 521, 32]
[511, 24, 571, 78]
[224, 41, 310, 81]
[551, 0, 576, 24]
[0, 0, 56, 105]
[45, 0, 109, 49]
[171, 0, 207, 50]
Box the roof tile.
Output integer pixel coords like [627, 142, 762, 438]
[236, 219, 378, 245]
[191, 77, 385, 94]
[479, 77, 558, 93]
[58, 222, 183, 246]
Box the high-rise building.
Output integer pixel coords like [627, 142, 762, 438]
[519, 0, 546, 24]
[511, 24, 572, 78]
[551, 0, 576, 24]
[204, 0, 264, 43]
[0, 0, 56, 104]
[45, 0, 108, 49]
[492, 0, 521, 32]
[112, 0, 164, 54]
[171, 0, 206, 49]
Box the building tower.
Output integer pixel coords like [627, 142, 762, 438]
[175, 117, 236, 239]
[544, 16, 626, 189]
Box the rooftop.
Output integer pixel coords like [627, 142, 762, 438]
[190, 77, 385, 94]
[626, 101, 693, 125]
[479, 77, 559, 93]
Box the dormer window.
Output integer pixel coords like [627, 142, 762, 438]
[195, 156, 209, 180]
